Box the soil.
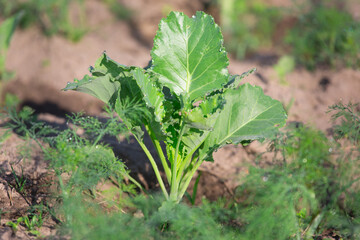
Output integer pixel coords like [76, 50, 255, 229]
[1, 0, 360, 238]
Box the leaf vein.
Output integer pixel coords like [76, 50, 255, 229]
[220, 103, 280, 145]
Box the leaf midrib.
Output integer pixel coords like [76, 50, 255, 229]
[219, 99, 279, 146]
[184, 16, 218, 100]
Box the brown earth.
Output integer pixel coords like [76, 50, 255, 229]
[1, 0, 360, 238]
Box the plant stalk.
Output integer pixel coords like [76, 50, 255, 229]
[177, 157, 204, 202]
[176, 134, 208, 187]
[169, 121, 186, 202]
[145, 125, 171, 182]
[133, 134, 169, 199]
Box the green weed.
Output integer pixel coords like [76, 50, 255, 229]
[0, 128, 11, 145]
[328, 102, 360, 145]
[2, 101, 140, 198]
[6, 208, 44, 237]
[2, 83, 360, 238]
[57, 193, 238, 240]
[0, 12, 22, 80]
[219, 0, 282, 59]
[0, 0, 87, 42]
[6, 219, 21, 234]
[233, 108, 360, 239]
[9, 165, 27, 194]
[0, 13, 22, 106]
[286, 4, 360, 70]
[274, 55, 295, 84]
[103, 0, 132, 20]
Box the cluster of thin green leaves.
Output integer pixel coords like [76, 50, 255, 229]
[6, 105, 136, 193]
[0, 98, 239, 239]
[0, 12, 22, 81]
[0, 0, 132, 42]
[230, 102, 360, 239]
[217, 0, 360, 70]
[56, 100, 360, 239]
[5, 204, 47, 237]
[1, 97, 139, 235]
[286, 3, 360, 70]
[58, 194, 240, 240]
[218, 0, 282, 59]
[0, 0, 87, 41]
[328, 102, 360, 145]
[2, 99, 360, 239]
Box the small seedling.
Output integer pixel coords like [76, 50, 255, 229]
[6, 220, 20, 233]
[6, 213, 42, 237]
[274, 55, 295, 85]
[19, 215, 42, 236]
[9, 165, 27, 194]
[64, 11, 287, 203]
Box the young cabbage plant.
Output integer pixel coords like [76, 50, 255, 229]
[64, 11, 287, 203]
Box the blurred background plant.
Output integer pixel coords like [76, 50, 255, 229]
[218, 0, 282, 59]
[232, 101, 360, 239]
[328, 102, 360, 145]
[103, 0, 132, 20]
[0, 0, 133, 42]
[46, 101, 360, 239]
[0, 0, 87, 42]
[1, 0, 358, 70]
[0, 13, 22, 80]
[285, 0, 360, 70]
[273, 55, 296, 84]
[215, 0, 360, 70]
[0, 13, 22, 107]
[2, 93, 360, 239]
[1, 98, 140, 235]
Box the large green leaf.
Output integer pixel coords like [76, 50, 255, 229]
[132, 68, 165, 123]
[63, 53, 138, 105]
[91, 52, 131, 77]
[132, 67, 167, 139]
[64, 74, 121, 104]
[200, 83, 287, 161]
[224, 68, 257, 89]
[184, 94, 224, 131]
[151, 11, 229, 106]
[181, 94, 224, 157]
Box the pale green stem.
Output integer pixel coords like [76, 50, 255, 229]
[89, 128, 107, 151]
[125, 173, 145, 192]
[169, 121, 186, 202]
[57, 174, 69, 199]
[177, 157, 204, 203]
[305, 211, 324, 239]
[133, 134, 169, 199]
[145, 125, 171, 183]
[176, 150, 196, 186]
[175, 133, 209, 188]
